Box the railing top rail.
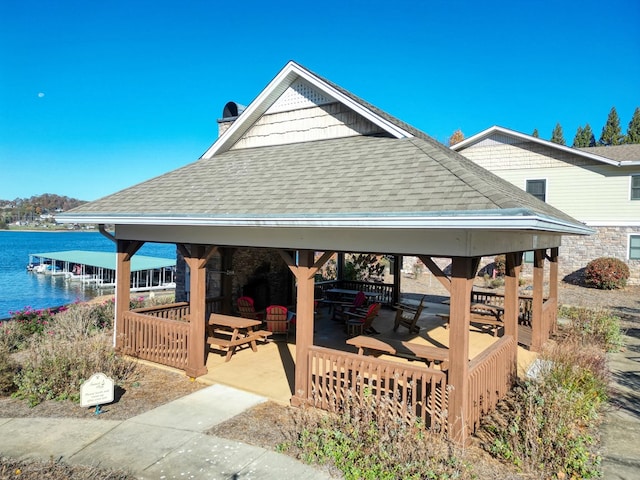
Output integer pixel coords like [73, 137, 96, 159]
[132, 302, 189, 314]
[469, 335, 515, 371]
[123, 310, 190, 327]
[308, 345, 447, 379]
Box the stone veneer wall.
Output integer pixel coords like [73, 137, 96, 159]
[557, 226, 640, 285]
[175, 247, 292, 309]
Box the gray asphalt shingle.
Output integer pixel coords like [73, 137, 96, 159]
[68, 135, 579, 225]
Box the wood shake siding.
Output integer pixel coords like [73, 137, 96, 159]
[230, 103, 386, 150]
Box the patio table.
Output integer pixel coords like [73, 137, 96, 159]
[346, 335, 449, 369]
[207, 313, 271, 362]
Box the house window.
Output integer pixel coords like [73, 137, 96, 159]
[630, 235, 640, 260]
[526, 179, 546, 202]
[631, 175, 640, 200]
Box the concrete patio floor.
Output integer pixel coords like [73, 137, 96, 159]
[197, 299, 538, 404]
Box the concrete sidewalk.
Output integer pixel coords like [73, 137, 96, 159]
[600, 328, 640, 479]
[0, 384, 335, 479]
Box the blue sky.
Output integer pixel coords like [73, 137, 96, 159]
[1, 0, 639, 201]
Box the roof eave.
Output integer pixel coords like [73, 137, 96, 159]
[56, 212, 593, 236]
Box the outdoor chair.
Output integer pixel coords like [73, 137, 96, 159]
[392, 296, 426, 334]
[265, 305, 291, 339]
[332, 291, 367, 322]
[237, 296, 264, 321]
[345, 302, 381, 337]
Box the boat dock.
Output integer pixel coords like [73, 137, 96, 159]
[27, 250, 176, 292]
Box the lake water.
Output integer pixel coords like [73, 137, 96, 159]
[0, 230, 176, 319]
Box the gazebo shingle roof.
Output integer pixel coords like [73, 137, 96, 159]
[68, 135, 579, 224]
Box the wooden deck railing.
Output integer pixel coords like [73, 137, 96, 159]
[132, 302, 190, 320]
[307, 345, 448, 430]
[471, 290, 534, 325]
[121, 296, 225, 370]
[467, 335, 516, 431]
[316, 280, 395, 306]
[121, 311, 190, 369]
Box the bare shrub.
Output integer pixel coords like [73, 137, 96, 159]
[559, 305, 624, 352]
[280, 388, 515, 479]
[14, 304, 136, 406]
[479, 337, 607, 479]
[0, 344, 18, 395]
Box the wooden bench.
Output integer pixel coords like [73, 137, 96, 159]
[346, 335, 449, 370]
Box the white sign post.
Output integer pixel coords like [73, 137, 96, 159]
[80, 373, 115, 414]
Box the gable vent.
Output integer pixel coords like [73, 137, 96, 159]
[266, 78, 333, 114]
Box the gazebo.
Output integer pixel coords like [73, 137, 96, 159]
[57, 61, 592, 442]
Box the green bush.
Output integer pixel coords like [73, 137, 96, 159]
[584, 257, 629, 290]
[1, 307, 57, 351]
[480, 339, 608, 479]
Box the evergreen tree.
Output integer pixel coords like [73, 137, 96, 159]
[532, 128, 539, 138]
[574, 124, 596, 147]
[572, 126, 585, 147]
[626, 107, 640, 144]
[583, 123, 595, 147]
[550, 123, 565, 145]
[599, 106, 624, 145]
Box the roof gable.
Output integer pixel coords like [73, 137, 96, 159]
[202, 61, 414, 158]
[452, 126, 623, 167]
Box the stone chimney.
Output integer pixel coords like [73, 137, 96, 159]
[217, 101, 246, 137]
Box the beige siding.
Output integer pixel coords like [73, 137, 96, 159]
[231, 103, 386, 150]
[462, 142, 640, 224]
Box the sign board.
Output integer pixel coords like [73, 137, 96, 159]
[80, 373, 115, 408]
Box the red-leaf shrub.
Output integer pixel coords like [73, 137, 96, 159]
[584, 257, 629, 290]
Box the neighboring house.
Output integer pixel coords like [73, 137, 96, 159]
[57, 62, 591, 441]
[452, 126, 640, 284]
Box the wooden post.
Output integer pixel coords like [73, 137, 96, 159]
[505, 252, 522, 364]
[114, 240, 143, 350]
[336, 253, 345, 285]
[278, 250, 334, 406]
[392, 255, 401, 305]
[183, 244, 215, 378]
[221, 247, 235, 315]
[549, 247, 559, 334]
[292, 250, 315, 405]
[448, 256, 474, 444]
[531, 249, 545, 352]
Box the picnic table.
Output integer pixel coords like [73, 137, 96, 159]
[207, 313, 272, 362]
[346, 335, 449, 370]
[437, 301, 504, 336]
